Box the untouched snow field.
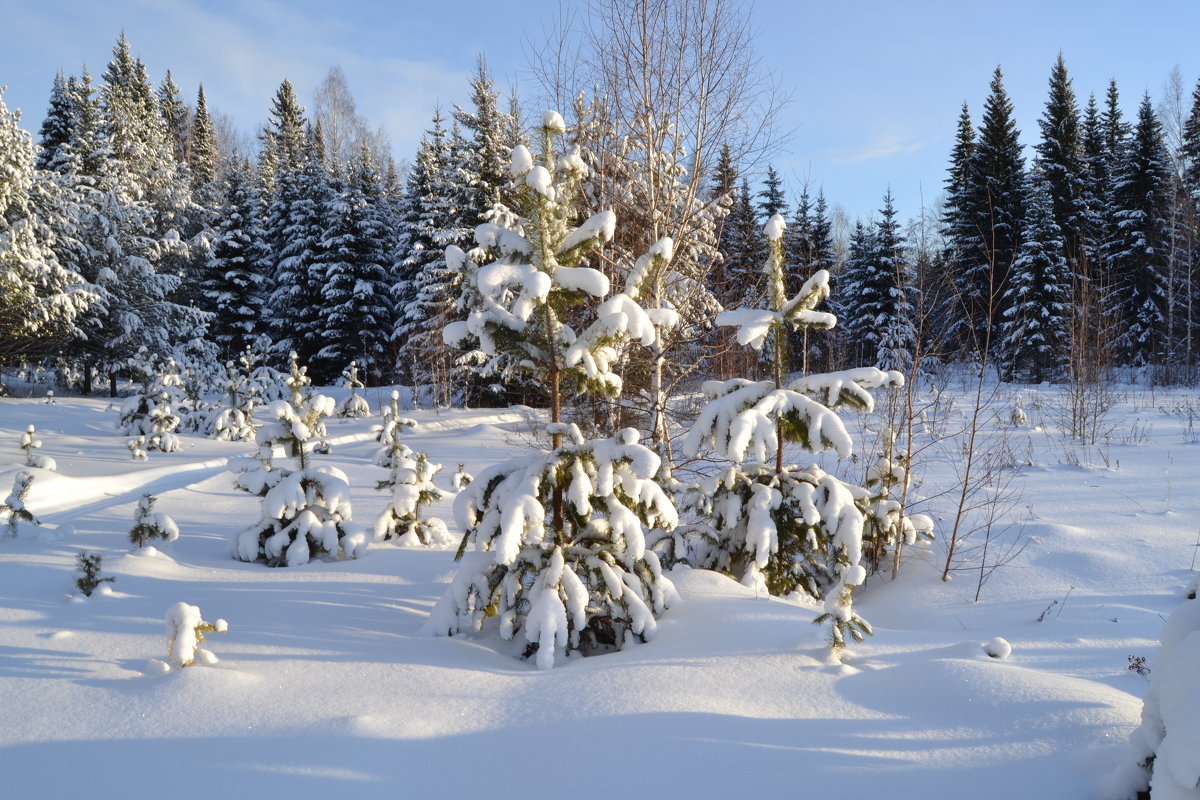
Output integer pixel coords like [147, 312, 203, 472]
[0, 382, 1196, 799]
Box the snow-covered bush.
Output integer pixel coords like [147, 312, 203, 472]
[20, 424, 55, 470]
[128, 493, 179, 548]
[165, 602, 227, 667]
[677, 214, 909, 648]
[337, 361, 370, 418]
[1110, 595, 1200, 799]
[1, 471, 38, 537]
[374, 445, 451, 546]
[431, 112, 678, 668]
[375, 389, 415, 448]
[230, 352, 368, 567]
[74, 552, 113, 596]
[127, 436, 148, 461]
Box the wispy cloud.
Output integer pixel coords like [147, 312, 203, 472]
[821, 131, 926, 163]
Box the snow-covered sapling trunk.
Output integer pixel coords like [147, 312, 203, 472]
[374, 445, 451, 546]
[337, 361, 370, 418]
[374, 389, 415, 458]
[231, 352, 368, 567]
[1, 471, 39, 537]
[433, 112, 679, 668]
[128, 494, 179, 548]
[20, 424, 56, 470]
[165, 602, 228, 667]
[681, 214, 909, 648]
[74, 552, 113, 596]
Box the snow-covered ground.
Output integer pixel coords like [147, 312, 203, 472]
[0, 381, 1195, 799]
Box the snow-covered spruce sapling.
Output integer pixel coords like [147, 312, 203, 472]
[1, 471, 39, 537]
[127, 436, 148, 461]
[231, 352, 368, 567]
[375, 389, 415, 447]
[116, 348, 181, 452]
[128, 493, 179, 548]
[20, 424, 56, 470]
[165, 602, 227, 667]
[374, 446, 452, 546]
[432, 112, 677, 668]
[211, 359, 257, 442]
[451, 463, 473, 490]
[680, 214, 907, 648]
[337, 361, 370, 418]
[74, 552, 113, 596]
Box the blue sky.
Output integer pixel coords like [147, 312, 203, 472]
[2, 0, 1199, 223]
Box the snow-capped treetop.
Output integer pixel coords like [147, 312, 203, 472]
[509, 144, 533, 177]
[764, 212, 786, 242]
[542, 110, 566, 133]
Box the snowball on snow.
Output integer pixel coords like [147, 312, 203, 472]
[984, 637, 1012, 659]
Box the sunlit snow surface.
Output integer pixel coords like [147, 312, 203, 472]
[0, 381, 1195, 799]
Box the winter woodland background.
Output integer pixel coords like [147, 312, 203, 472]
[3, 2, 1200, 798]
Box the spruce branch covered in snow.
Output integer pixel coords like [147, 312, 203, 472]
[680, 214, 905, 648]
[128, 493, 179, 548]
[230, 352, 368, 566]
[165, 602, 227, 667]
[1, 471, 39, 537]
[432, 113, 677, 668]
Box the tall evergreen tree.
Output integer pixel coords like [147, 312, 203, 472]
[1109, 93, 1172, 365]
[314, 142, 394, 382]
[36, 72, 75, 172]
[156, 69, 189, 166]
[1002, 172, 1071, 381]
[957, 67, 1026, 356]
[188, 85, 219, 191]
[202, 155, 265, 360]
[1034, 54, 1084, 266]
[842, 191, 915, 371]
[757, 165, 787, 218]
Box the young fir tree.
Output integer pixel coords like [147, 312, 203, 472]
[165, 602, 227, 668]
[74, 552, 113, 596]
[128, 493, 179, 548]
[115, 348, 182, 452]
[373, 444, 451, 547]
[337, 361, 370, 417]
[680, 214, 913, 648]
[428, 112, 678, 668]
[1001, 172, 1071, 382]
[210, 357, 258, 442]
[188, 85, 220, 191]
[231, 353, 368, 567]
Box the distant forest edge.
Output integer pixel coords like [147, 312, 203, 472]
[3, 17, 1200, 402]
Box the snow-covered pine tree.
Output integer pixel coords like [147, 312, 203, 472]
[681, 213, 907, 648]
[231, 352, 368, 567]
[115, 347, 182, 452]
[202, 155, 265, 360]
[956, 67, 1026, 357]
[315, 143, 394, 383]
[337, 361, 370, 417]
[430, 112, 678, 668]
[211, 358, 257, 442]
[128, 493, 179, 548]
[1001, 172, 1071, 382]
[0, 89, 95, 364]
[374, 445, 451, 546]
[20, 425, 56, 470]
